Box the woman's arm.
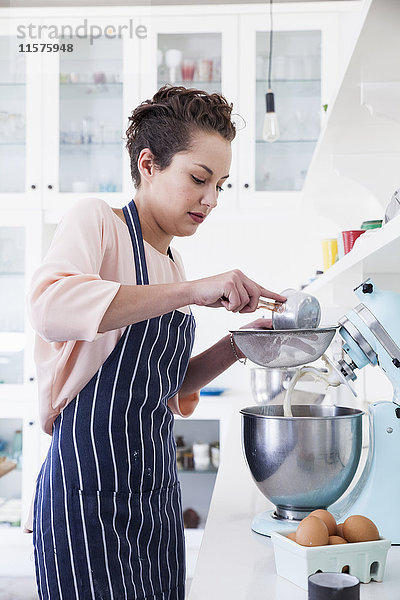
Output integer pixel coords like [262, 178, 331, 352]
[177, 318, 270, 398]
[99, 272, 285, 332]
[98, 281, 192, 332]
[176, 335, 237, 398]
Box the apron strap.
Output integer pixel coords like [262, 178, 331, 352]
[122, 200, 149, 286]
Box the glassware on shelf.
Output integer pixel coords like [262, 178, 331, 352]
[10, 429, 22, 469]
[197, 58, 213, 83]
[98, 172, 117, 193]
[192, 442, 210, 471]
[175, 435, 187, 470]
[165, 49, 183, 83]
[181, 58, 196, 82]
[182, 451, 194, 470]
[71, 181, 89, 193]
[58, 36, 123, 193]
[210, 442, 220, 469]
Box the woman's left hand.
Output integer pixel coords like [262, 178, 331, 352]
[240, 317, 273, 330]
[232, 317, 273, 359]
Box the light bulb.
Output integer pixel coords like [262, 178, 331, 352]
[262, 90, 280, 143]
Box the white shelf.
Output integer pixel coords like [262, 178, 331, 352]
[304, 216, 400, 307]
[303, 0, 400, 226]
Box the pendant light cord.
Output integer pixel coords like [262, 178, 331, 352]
[268, 0, 273, 89]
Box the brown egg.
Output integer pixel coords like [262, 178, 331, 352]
[308, 509, 337, 536]
[337, 523, 345, 539]
[329, 535, 347, 545]
[296, 516, 329, 547]
[286, 532, 297, 542]
[343, 515, 380, 543]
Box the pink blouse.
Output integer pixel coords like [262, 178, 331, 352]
[28, 197, 198, 435]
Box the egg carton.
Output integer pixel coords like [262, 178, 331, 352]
[271, 530, 391, 590]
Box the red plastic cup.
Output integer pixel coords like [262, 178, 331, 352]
[342, 230, 366, 254]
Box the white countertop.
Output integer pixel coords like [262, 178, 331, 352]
[188, 396, 400, 600]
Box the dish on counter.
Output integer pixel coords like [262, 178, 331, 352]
[200, 387, 228, 396]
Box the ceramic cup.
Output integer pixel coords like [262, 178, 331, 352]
[193, 442, 210, 471]
[321, 238, 338, 270]
[342, 230, 366, 254]
[308, 572, 360, 600]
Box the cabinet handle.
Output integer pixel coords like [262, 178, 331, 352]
[244, 183, 250, 189]
[47, 184, 53, 190]
[30, 184, 36, 190]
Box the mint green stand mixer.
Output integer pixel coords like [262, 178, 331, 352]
[328, 279, 400, 542]
[237, 279, 400, 543]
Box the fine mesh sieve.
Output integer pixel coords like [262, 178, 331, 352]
[230, 327, 337, 368]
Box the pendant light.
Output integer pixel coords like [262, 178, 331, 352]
[262, 0, 280, 142]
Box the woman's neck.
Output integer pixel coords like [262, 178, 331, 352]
[133, 194, 172, 255]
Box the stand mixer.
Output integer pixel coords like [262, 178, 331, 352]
[234, 278, 400, 543]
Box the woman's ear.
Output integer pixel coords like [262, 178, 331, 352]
[137, 148, 156, 184]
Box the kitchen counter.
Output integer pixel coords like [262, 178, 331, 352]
[188, 396, 400, 600]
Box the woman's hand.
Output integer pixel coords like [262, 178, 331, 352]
[190, 270, 286, 313]
[239, 317, 273, 330]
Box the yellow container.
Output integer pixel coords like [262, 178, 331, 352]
[322, 238, 338, 271]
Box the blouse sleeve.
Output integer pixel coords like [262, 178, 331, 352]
[168, 391, 200, 418]
[28, 198, 121, 343]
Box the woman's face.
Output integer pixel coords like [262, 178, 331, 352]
[143, 130, 232, 239]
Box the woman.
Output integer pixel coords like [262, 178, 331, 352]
[28, 85, 285, 600]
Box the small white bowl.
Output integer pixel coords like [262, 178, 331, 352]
[271, 530, 391, 590]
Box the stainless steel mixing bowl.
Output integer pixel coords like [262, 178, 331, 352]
[241, 404, 363, 520]
[250, 367, 297, 404]
[250, 367, 324, 406]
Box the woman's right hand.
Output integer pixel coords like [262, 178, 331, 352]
[190, 270, 286, 314]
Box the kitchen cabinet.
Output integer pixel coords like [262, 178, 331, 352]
[238, 8, 340, 207]
[0, 3, 353, 218]
[0, 211, 44, 575]
[140, 5, 346, 209]
[174, 395, 232, 579]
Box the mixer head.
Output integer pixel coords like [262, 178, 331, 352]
[336, 279, 400, 404]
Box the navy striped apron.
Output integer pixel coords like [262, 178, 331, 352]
[33, 199, 195, 600]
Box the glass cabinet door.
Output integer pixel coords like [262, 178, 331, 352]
[0, 418, 23, 527]
[255, 30, 321, 192]
[58, 36, 123, 194]
[0, 37, 26, 194]
[0, 227, 25, 385]
[157, 33, 222, 94]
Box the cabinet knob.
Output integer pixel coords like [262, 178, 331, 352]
[29, 377, 35, 382]
[47, 184, 53, 190]
[227, 183, 232, 189]
[244, 183, 250, 189]
[30, 184, 36, 190]
[28, 421, 35, 426]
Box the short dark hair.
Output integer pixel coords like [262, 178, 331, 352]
[125, 85, 236, 188]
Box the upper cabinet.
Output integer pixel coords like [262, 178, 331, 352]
[238, 9, 340, 208]
[0, 36, 26, 195]
[139, 13, 239, 209]
[57, 36, 124, 195]
[0, 3, 358, 218]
